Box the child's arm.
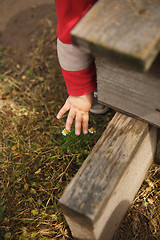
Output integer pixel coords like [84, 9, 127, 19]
[56, 39, 97, 135]
[56, 0, 97, 135]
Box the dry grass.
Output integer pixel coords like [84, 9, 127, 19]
[113, 164, 160, 240]
[0, 19, 159, 240]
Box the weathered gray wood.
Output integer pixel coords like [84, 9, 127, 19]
[59, 113, 157, 240]
[72, 0, 160, 71]
[71, 0, 160, 127]
[96, 55, 160, 128]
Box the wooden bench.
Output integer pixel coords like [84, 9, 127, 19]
[59, 0, 160, 239]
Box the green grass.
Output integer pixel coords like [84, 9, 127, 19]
[0, 89, 113, 239]
[0, 20, 159, 240]
[0, 41, 114, 239]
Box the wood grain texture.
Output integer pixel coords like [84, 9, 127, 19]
[72, 0, 160, 71]
[59, 113, 157, 240]
[96, 54, 160, 128]
[95, 125, 157, 240]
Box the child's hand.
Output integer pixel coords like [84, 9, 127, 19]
[57, 93, 94, 135]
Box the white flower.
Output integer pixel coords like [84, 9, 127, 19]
[62, 128, 70, 136]
[88, 127, 96, 134]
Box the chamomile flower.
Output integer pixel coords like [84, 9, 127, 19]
[88, 127, 96, 134]
[62, 128, 70, 136]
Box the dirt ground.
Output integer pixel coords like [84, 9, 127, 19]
[0, 0, 56, 64]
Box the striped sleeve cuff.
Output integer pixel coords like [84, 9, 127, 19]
[57, 38, 97, 96]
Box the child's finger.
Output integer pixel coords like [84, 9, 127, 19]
[82, 113, 89, 134]
[75, 112, 82, 135]
[65, 108, 76, 131]
[56, 103, 70, 119]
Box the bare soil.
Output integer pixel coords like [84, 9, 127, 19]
[0, 0, 56, 64]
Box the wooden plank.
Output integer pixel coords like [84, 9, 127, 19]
[59, 113, 157, 240]
[96, 54, 160, 128]
[72, 0, 160, 71]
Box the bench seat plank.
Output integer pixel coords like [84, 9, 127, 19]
[72, 0, 160, 71]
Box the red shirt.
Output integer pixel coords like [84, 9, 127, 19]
[56, 0, 97, 44]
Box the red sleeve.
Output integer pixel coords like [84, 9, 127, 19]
[56, 0, 97, 96]
[56, 0, 97, 44]
[62, 62, 97, 96]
